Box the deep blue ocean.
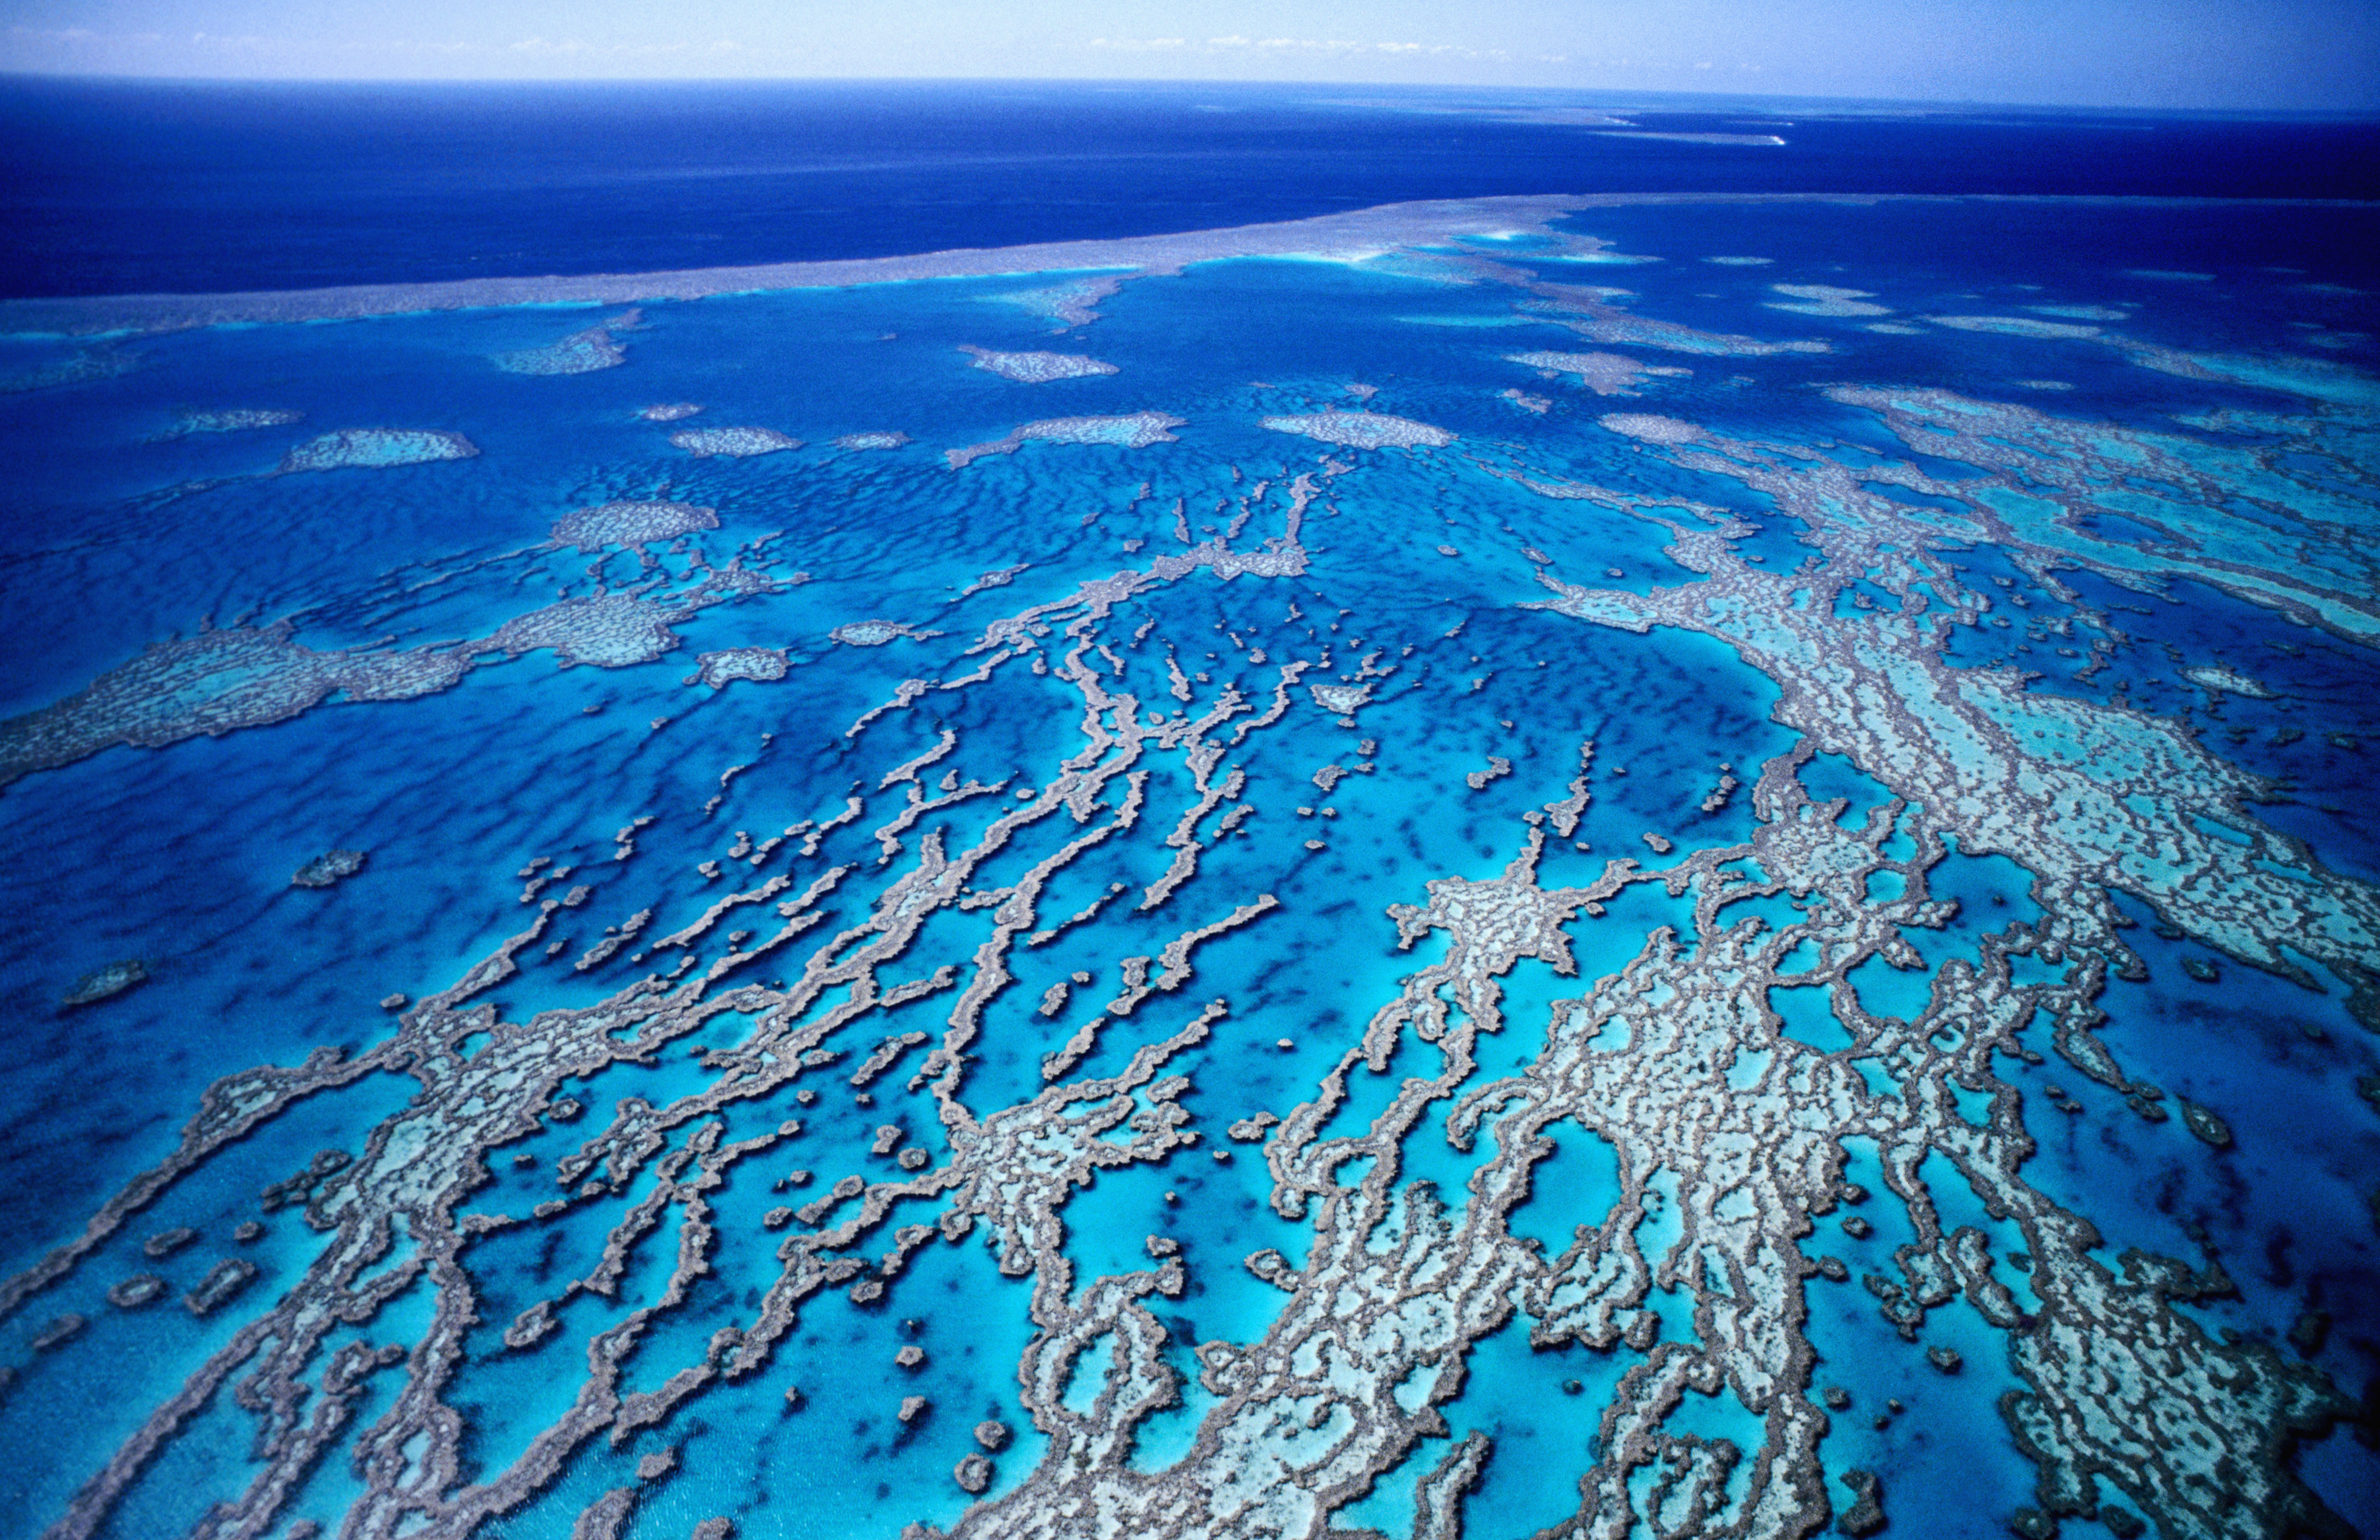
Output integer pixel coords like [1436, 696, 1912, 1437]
[1, 77, 2375, 296]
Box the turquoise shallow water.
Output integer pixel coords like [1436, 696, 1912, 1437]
[2, 195, 2377, 1539]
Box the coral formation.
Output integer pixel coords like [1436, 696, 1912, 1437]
[1, 193, 2371, 1540]
[957, 346, 1118, 383]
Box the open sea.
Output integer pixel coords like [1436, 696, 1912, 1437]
[1, 77, 2376, 1540]
[2, 79, 2376, 295]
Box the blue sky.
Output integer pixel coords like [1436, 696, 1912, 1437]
[4, 0, 2375, 109]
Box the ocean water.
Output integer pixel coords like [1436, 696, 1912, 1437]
[1, 81, 2377, 1540]
[3, 78, 2376, 296]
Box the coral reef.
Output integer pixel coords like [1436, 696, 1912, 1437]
[154, 408, 303, 439]
[2, 194, 2371, 1540]
[549, 501, 720, 553]
[291, 850, 368, 889]
[1257, 412, 1455, 450]
[492, 312, 637, 375]
[946, 414, 1186, 469]
[689, 649, 790, 689]
[957, 346, 1118, 383]
[672, 427, 803, 458]
[278, 429, 478, 472]
[1502, 350, 1682, 395]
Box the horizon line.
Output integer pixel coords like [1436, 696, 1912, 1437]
[5, 71, 2378, 117]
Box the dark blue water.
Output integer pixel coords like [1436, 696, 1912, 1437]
[1, 77, 2375, 298]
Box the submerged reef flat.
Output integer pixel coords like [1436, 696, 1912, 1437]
[59, 959, 146, 1010]
[277, 428, 477, 472]
[491, 310, 640, 375]
[946, 411, 1185, 468]
[549, 500, 720, 553]
[1766, 283, 1894, 318]
[689, 647, 790, 689]
[0, 559, 777, 783]
[670, 426, 802, 457]
[0, 623, 471, 786]
[487, 594, 697, 668]
[956, 346, 1119, 383]
[1931, 314, 2109, 341]
[1, 193, 2376, 1540]
[829, 619, 938, 647]
[0, 345, 141, 393]
[1259, 411, 1455, 449]
[154, 407, 303, 439]
[290, 849, 368, 889]
[2183, 664, 2275, 698]
[1502, 349, 1685, 395]
[987, 276, 1129, 330]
